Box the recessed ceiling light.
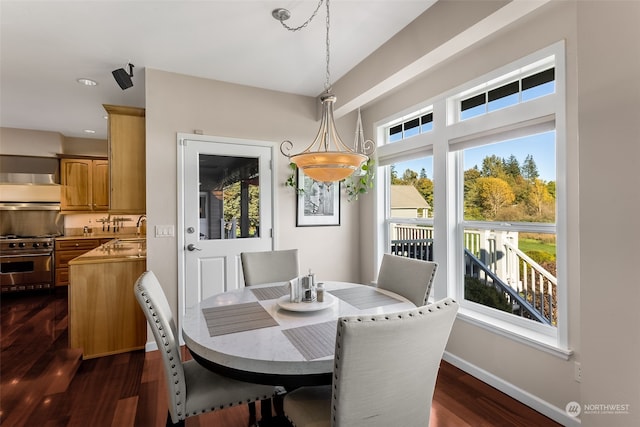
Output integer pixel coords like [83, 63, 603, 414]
[83, 129, 96, 134]
[77, 78, 98, 86]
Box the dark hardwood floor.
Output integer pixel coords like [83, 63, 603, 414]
[1, 288, 561, 427]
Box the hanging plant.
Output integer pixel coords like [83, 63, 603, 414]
[284, 162, 305, 194]
[344, 158, 375, 202]
[285, 159, 375, 202]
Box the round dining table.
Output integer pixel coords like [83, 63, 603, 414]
[181, 281, 415, 389]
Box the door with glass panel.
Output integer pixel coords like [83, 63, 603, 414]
[179, 136, 273, 317]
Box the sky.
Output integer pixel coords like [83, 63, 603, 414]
[390, 82, 557, 182]
[393, 130, 556, 183]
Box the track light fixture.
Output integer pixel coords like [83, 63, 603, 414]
[112, 63, 134, 90]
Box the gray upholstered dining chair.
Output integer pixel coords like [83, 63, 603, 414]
[376, 253, 438, 307]
[134, 271, 278, 427]
[283, 298, 459, 427]
[240, 249, 299, 286]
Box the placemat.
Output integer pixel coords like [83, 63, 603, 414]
[282, 321, 336, 361]
[329, 286, 404, 309]
[202, 302, 278, 337]
[250, 284, 290, 301]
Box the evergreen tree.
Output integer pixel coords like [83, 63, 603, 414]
[505, 155, 521, 177]
[481, 155, 506, 178]
[521, 154, 539, 182]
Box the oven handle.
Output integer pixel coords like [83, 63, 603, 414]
[0, 252, 53, 258]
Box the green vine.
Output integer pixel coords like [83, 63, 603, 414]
[344, 158, 376, 202]
[284, 162, 305, 194]
[284, 159, 376, 201]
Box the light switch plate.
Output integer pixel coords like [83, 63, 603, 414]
[155, 225, 175, 237]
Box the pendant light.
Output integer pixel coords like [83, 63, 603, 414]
[275, 0, 375, 183]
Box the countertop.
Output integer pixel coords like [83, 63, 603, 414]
[68, 238, 146, 264]
[56, 233, 141, 241]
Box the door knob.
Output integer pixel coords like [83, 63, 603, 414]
[186, 244, 202, 251]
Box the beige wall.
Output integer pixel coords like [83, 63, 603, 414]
[0, 127, 107, 157]
[62, 136, 107, 157]
[577, 1, 640, 426]
[142, 1, 639, 426]
[0, 127, 64, 156]
[144, 70, 362, 326]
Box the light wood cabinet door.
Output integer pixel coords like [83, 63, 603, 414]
[61, 159, 92, 211]
[92, 159, 109, 211]
[104, 104, 145, 214]
[61, 158, 109, 212]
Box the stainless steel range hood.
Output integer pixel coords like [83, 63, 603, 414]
[0, 173, 61, 210]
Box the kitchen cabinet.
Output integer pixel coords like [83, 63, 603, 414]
[68, 244, 146, 359]
[104, 104, 145, 214]
[60, 158, 109, 211]
[54, 238, 112, 286]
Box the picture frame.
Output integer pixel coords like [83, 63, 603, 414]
[296, 169, 340, 227]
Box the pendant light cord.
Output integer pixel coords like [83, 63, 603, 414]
[275, 0, 331, 92]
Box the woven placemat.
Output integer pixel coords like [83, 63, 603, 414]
[329, 286, 404, 309]
[202, 302, 278, 337]
[250, 284, 290, 301]
[282, 321, 337, 361]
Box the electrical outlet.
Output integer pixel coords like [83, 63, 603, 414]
[574, 361, 582, 382]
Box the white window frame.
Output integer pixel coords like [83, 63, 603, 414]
[374, 41, 570, 358]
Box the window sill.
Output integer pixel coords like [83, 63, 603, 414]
[457, 307, 573, 360]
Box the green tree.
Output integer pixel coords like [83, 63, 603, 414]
[481, 155, 506, 178]
[415, 177, 434, 210]
[504, 155, 521, 178]
[420, 168, 427, 179]
[521, 154, 539, 182]
[474, 177, 515, 218]
[390, 165, 400, 184]
[401, 169, 419, 184]
[527, 178, 553, 218]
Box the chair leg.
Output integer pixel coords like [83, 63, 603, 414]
[260, 398, 273, 420]
[248, 401, 257, 427]
[166, 411, 185, 427]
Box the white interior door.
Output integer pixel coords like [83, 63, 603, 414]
[178, 135, 274, 319]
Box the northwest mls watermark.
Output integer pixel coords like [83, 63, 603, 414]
[566, 401, 631, 417]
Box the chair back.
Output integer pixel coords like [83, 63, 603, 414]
[376, 254, 437, 306]
[240, 249, 299, 286]
[332, 298, 458, 427]
[134, 271, 186, 423]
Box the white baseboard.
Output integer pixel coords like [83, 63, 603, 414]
[145, 341, 158, 352]
[443, 352, 580, 427]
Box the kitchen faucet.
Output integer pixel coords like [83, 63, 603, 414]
[136, 215, 147, 236]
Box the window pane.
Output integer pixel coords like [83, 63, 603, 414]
[420, 113, 433, 133]
[198, 154, 260, 240]
[461, 93, 486, 111]
[403, 118, 420, 138]
[462, 132, 556, 223]
[389, 222, 434, 261]
[389, 156, 434, 217]
[464, 228, 557, 325]
[461, 104, 486, 120]
[461, 130, 557, 326]
[488, 81, 520, 112]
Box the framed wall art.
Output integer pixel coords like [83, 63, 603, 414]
[296, 169, 340, 227]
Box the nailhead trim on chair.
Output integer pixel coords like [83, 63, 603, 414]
[331, 299, 457, 424]
[138, 283, 279, 424]
[140, 290, 186, 419]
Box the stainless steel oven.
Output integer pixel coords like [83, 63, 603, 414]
[0, 237, 55, 293]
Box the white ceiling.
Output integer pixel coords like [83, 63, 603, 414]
[0, 0, 436, 140]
